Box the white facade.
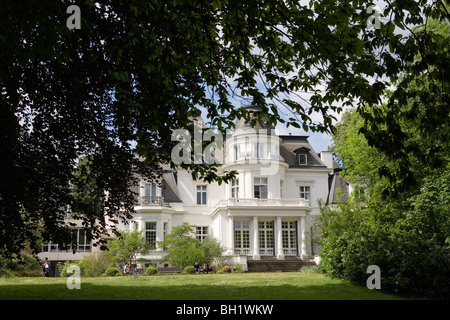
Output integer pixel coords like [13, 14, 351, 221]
[119, 107, 335, 268]
[39, 106, 340, 271]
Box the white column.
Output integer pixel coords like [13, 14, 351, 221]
[305, 214, 312, 259]
[276, 216, 285, 260]
[229, 216, 234, 255]
[156, 220, 164, 251]
[253, 216, 260, 260]
[296, 218, 302, 257]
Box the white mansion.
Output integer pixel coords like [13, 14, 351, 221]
[38, 106, 348, 273]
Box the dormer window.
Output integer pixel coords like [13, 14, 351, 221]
[298, 154, 307, 165]
[294, 147, 310, 166]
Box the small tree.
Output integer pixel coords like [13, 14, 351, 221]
[200, 237, 227, 266]
[105, 230, 150, 268]
[158, 223, 206, 269]
[78, 252, 109, 277]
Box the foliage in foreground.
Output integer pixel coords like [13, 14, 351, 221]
[319, 178, 450, 299]
[320, 105, 450, 298]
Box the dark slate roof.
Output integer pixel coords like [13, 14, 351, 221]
[279, 135, 327, 168]
[132, 162, 183, 203]
[161, 171, 182, 203]
[327, 171, 349, 204]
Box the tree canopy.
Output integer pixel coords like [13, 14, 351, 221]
[1, 0, 448, 256]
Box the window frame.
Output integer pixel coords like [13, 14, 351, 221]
[145, 222, 157, 250]
[231, 179, 239, 198]
[195, 226, 209, 242]
[196, 185, 207, 205]
[299, 185, 311, 200]
[254, 177, 268, 199]
[298, 153, 308, 165]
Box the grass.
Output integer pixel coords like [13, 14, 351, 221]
[0, 272, 406, 300]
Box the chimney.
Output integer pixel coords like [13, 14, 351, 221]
[320, 151, 334, 169]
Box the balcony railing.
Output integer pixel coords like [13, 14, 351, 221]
[136, 196, 170, 207]
[217, 198, 310, 208]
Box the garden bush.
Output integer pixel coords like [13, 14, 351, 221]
[232, 265, 244, 273]
[58, 261, 78, 277]
[145, 266, 158, 275]
[103, 267, 121, 277]
[222, 265, 231, 273]
[318, 173, 450, 299]
[182, 266, 196, 274]
[0, 252, 43, 277]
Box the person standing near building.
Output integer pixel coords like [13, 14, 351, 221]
[43, 257, 50, 277]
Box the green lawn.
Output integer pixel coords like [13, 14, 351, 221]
[0, 272, 406, 300]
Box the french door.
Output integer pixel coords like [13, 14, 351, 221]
[282, 221, 298, 255]
[258, 221, 274, 255]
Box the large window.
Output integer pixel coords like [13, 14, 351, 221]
[282, 221, 297, 255]
[195, 226, 208, 242]
[74, 229, 92, 252]
[234, 221, 250, 255]
[145, 222, 157, 249]
[299, 186, 311, 200]
[231, 179, 239, 198]
[145, 184, 157, 203]
[196, 185, 207, 205]
[258, 221, 274, 255]
[254, 177, 268, 199]
[40, 229, 91, 253]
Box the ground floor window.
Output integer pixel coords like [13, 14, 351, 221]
[234, 221, 250, 255]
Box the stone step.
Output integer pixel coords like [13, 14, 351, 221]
[247, 260, 316, 273]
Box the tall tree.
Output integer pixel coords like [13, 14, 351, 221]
[1, 0, 448, 257]
[359, 18, 449, 193]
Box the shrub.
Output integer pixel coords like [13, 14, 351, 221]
[182, 266, 196, 274]
[103, 267, 121, 277]
[0, 269, 15, 278]
[232, 265, 244, 273]
[78, 252, 109, 277]
[0, 252, 43, 277]
[318, 175, 450, 299]
[15, 269, 44, 277]
[222, 265, 231, 273]
[58, 261, 78, 277]
[145, 266, 158, 275]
